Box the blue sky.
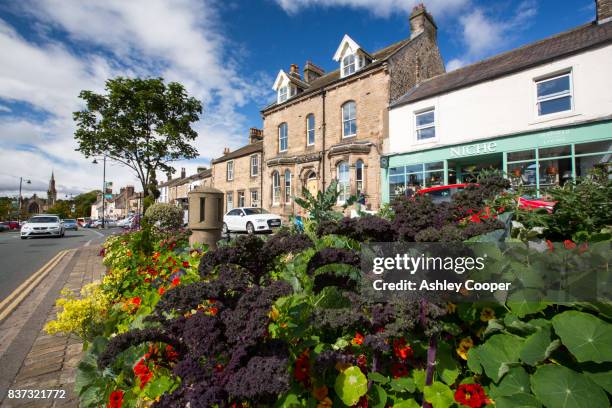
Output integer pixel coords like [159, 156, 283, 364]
[0, 0, 596, 197]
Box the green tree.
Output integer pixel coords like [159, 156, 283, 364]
[47, 200, 72, 219]
[73, 190, 100, 217]
[73, 77, 202, 207]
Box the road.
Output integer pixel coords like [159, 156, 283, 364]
[0, 228, 118, 302]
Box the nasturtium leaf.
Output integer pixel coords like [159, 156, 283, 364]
[412, 369, 426, 392]
[144, 376, 175, 399]
[368, 372, 389, 384]
[423, 381, 454, 408]
[531, 365, 608, 408]
[393, 399, 420, 408]
[371, 384, 387, 408]
[389, 377, 415, 393]
[471, 334, 524, 382]
[436, 342, 460, 385]
[334, 366, 368, 406]
[579, 362, 612, 394]
[494, 392, 541, 408]
[507, 290, 548, 318]
[552, 311, 612, 363]
[520, 325, 554, 366]
[274, 391, 301, 408]
[489, 366, 531, 398]
[467, 348, 483, 375]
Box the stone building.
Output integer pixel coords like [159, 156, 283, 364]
[158, 166, 212, 218]
[260, 4, 444, 217]
[211, 128, 263, 211]
[21, 172, 57, 214]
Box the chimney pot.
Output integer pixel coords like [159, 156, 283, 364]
[249, 128, 263, 143]
[409, 3, 437, 40]
[181, 168, 186, 178]
[303, 61, 325, 83]
[197, 166, 208, 173]
[223, 147, 230, 155]
[289, 64, 301, 79]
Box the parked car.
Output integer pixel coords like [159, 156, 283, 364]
[222, 207, 282, 234]
[116, 217, 134, 228]
[417, 183, 556, 212]
[20, 215, 65, 239]
[62, 219, 79, 230]
[0, 221, 20, 230]
[77, 217, 91, 227]
[0, 223, 8, 232]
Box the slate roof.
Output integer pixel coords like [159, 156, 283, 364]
[391, 21, 612, 108]
[211, 141, 263, 164]
[262, 36, 415, 112]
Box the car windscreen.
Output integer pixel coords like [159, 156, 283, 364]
[243, 208, 268, 215]
[28, 217, 59, 223]
[64, 219, 76, 222]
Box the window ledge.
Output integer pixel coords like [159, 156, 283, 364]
[529, 112, 580, 126]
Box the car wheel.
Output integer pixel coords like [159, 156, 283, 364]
[222, 223, 229, 235]
[20, 236, 26, 240]
[246, 222, 254, 235]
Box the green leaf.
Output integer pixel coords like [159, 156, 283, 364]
[552, 311, 612, 363]
[467, 347, 482, 375]
[507, 290, 548, 318]
[582, 365, 612, 394]
[334, 366, 368, 406]
[144, 375, 175, 399]
[436, 342, 460, 385]
[412, 369, 426, 392]
[371, 384, 387, 408]
[520, 325, 556, 366]
[471, 334, 524, 382]
[494, 392, 541, 408]
[389, 377, 415, 393]
[392, 399, 420, 408]
[275, 391, 303, 408]
[489, 366, 531, 398]
[531, 365, 608, 408]
[423, 381, 454, 408]
[367, 372, 389, 384]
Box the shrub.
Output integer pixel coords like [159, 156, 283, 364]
[145, 203, 183, 229]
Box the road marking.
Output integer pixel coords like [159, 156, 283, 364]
[84, 239, 92, 247]
[0, 249, 70, 322]
[90, 229, 104, 237]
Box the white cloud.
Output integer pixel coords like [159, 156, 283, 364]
[446, 0, 537, 70]
[0, 0, 269, 197]
[274, 0, 468, 18]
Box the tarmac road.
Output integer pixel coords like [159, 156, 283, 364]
[0, 228, 118, 302]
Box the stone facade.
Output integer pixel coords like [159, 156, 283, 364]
[211, 131, 263, 211]
[597, 0, 612, 23]
[261, 5, 444, 218]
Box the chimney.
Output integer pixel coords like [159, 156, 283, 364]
[409, 4, 437, 40]
[181, 168, 186, 178]
[197, 166, 208, 173]
[289, 63, 301, 79]
[249, 128, 263, 143]
[597, 0, 612, 23]
[303, 61, 325, 83]
[223, 147, 231, 155]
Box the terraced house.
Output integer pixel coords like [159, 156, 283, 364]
[261, 4, 444, 216]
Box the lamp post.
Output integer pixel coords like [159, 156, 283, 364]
[18, 177, 31, 223]
[92, 155, 107, 228]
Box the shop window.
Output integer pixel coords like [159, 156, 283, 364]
[272, 171, 281, 205]
[342, 101, 357, 137]
[508, 162, 537, 190]
[415, 109, 435, 140]
[576, 154, 611, 177]
[508, 150, 535, 162]
[536, 73, 572, 116]
[284, 170, 292, 203]
[539, 145, 571, 158]
[539, 157, 573, 189]
[425, 161, 443, 171]
[575, 140, 612, 155]
[337, 161, 350, 203]
[355, 160, 364, 194]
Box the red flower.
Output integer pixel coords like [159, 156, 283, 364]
[182, 261, 190, 268]
[454, 383, 490, 408]
[294, 350, 310, 383]
[133, 358, 154, 388]
[469, 214, 482, 223]
[158, 287, 166, 295]
[130, 297, 141, 306]
[209, 307, 219, 316]
[107, 390, 123, 408]
[391, 363, 409, 378]
[352, 332, 365, 346]
[579, 242, 589, 254]
[165, 345, 179, 361]
[564, 240, 577, 250]
[546, 240, 554, 252]
[356, 354, 368, 370]
[172, 276, 181, 286]
[393, 338, 414, 360]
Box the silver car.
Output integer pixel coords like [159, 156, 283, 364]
[21, 215, 65, 239]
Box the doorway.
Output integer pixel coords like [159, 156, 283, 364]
[447, 153, 503, 184]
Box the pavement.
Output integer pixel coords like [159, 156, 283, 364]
[0, 228, 118, 407]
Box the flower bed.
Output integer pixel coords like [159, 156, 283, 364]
[48, 174, 612, 408]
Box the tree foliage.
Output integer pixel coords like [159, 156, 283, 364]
[73, 77, 202, 201]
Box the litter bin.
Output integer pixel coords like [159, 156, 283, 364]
[188, 186, 224, 249]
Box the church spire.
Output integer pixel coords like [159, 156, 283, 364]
[48, 171, 57, 206]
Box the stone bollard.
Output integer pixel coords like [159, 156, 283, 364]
[188, 186, 224, 250]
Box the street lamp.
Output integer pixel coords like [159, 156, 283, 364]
[18, 177, 31, 223]
[92, 155, 107, 228]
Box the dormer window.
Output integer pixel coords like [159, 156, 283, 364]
[342, 54, 356, 76]
[278, 86, 288, 103]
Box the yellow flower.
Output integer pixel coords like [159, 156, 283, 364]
[456, 336, 474, 360]
[269, 306, 280, 321]
[446, 302, 457, 314]
[480, 307, 495, 322]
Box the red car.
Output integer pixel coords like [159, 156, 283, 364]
[1, 221, 21, 230]
[416, 184, 556, 212]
